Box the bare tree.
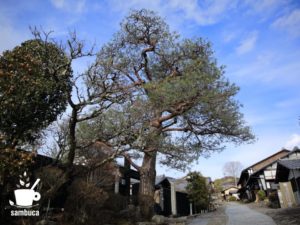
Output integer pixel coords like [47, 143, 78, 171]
[223, 161, 243, 186]
[31, 28, 131, 204]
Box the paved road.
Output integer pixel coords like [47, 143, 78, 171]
[188, 206, 226, 225]
[226, 202, 276, 225]
[188, 217, 209, 225]
[188, 202, 277, 225]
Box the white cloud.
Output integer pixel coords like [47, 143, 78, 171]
[50, 0, 86, 14]
[272, 9, 300, 38]
[236, 31, 258, 55]
[285, 134, 300, 149]
[244, 0, 289, 21]
[167, 0, 237, 25]
[108, 0, 237, 26]
[0, 14, 29, 53]
[51, 0, 64, 8]
[229, 50, 300, 86]
[223, 31, 238, 43]
[244, 110, 284, 127]
[276, 98, 300, 109]
[245, 0, 285, 13]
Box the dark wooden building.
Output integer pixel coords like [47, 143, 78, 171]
[155, 176, 190, 217]
[238, 148, 300, 202]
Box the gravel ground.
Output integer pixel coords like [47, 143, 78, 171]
[248, 202, 300, 225]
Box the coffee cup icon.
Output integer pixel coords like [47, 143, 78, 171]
[9, 175, 41, 208]
[14, 189, 41, 206]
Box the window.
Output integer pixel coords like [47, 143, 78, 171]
[264, 170, 276, 180]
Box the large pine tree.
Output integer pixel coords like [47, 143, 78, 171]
[90, 9, 254, 218]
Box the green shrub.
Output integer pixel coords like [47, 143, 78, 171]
[257, 190, 266, 201]
[228, 196, 237, 201]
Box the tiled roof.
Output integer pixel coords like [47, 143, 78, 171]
[246, 149, 290, 172]
[278, 159, 300, 170]
[155, 176, 187, 193]
[155, 175, 175, 185]
[238, 148, 299, 185]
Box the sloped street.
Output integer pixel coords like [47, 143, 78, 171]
[225, 202, 276, 225]
[188, 205, 227, 225]
[188, 202, 277, 225]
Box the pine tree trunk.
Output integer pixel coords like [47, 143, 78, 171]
[138, 151, 157, 219]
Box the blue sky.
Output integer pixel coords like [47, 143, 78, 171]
[1, 0, 300, 180]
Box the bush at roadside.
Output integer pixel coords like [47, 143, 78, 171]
[228, 196, 237, 201]
[257, 190, 266, 201]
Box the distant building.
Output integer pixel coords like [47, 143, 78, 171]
[221, 177, 236, 190]
[155, 176, 190, 216]
[222, 186, 239, 200]
[154, 175, 212, 216]
[238, 149, 291, 201]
